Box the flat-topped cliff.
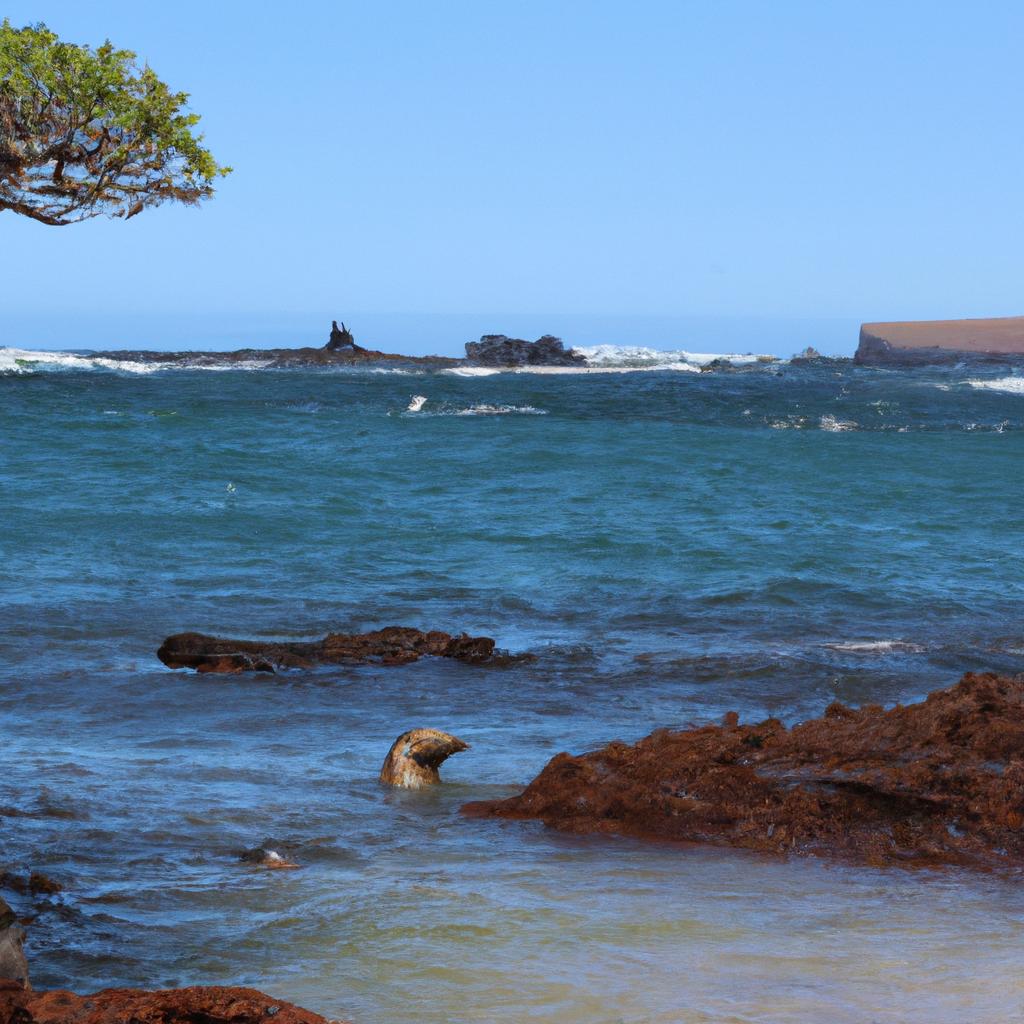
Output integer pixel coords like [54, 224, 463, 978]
[856, 316, 1024, 365]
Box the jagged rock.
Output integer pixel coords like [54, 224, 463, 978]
[464, 334, 585, 367]
[0, 981, 337, 1023]
[464, 672, 1024, 870]
[379, 729, 469, 788]
[157, 627, 496, 674]
[324, 320, 360, 352]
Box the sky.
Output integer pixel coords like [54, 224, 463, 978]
[3, 0, 1024, 356]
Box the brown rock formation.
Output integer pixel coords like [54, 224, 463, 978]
[0, 981, 337, 1023]
[465, 672, 1024, 870]
[855, 316, 1024, 365]
[0, 901, 29, 991]
[157, 627, 495, 674]
[380, 728, 469, 788]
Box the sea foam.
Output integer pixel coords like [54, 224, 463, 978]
[967, 376, 1024, 395]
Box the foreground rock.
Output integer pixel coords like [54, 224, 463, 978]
[855, 316, 1024, 365]
[0, 900, 28, 990]
[464, 334, 585, 367]
[465, 672, 1024, 870]
[380, 728, 469, 788]
[158, 627, 496, 673]
[0, 982, 336, 1023]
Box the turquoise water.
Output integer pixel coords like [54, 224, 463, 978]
[2, 354, 1023, 1022]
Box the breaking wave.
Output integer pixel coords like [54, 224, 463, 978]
[967, 376, 1024, 395]
[574, 344, 774, 368]
[0, 347, 272, 375]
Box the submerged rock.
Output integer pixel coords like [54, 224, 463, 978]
[464, 672, 1024, 870]
[380, 728, 469, 788]
[0, 981, 336, 1022]
[157, 627, 496, 674]
[464, 334, 586, 367]
[0, 872, 61, 897]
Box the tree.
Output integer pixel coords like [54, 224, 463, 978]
[0, 20, 229, 226]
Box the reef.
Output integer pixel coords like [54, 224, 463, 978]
[464, 334, 586, 367]
[90, 322, 596, 370]
[464, 672, 1024, 870]
[0, 981, 336, 1023]
[157, 627, 496, 674]
[855, 316, 1024, 366]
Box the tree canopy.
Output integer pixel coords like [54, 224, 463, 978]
[0, 20, 229, 226]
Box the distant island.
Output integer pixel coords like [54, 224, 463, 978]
[855, 316, 1024, 365]
[91, 322, 586, 370]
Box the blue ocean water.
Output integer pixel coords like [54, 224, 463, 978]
[2, 352, 1023, 1023]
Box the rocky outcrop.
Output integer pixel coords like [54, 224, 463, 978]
[464, 672, 1024, 870]
[855, 317, 1024, 365]
[379, 729, 469, 788]
[324, 320, 360, 352]
[157, 627, 496, 674]
[464, 334, 586, 367]
[0, 981, 336, 1023]
[93, 322, 461, 370]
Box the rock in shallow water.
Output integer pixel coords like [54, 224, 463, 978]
[464, 672, 1024, 870]
[157, 627, 496, 674]
[0, 981, 338, 1023]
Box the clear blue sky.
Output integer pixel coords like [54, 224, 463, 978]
[4, 0, 1024, 355]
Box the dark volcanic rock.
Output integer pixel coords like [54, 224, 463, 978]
[464, 334, 586, 367]
[0, 981, 336, 1023]
[464, 672, 1024, 870]
[158, 627, 496, 674]
[324, 320, 360, 352]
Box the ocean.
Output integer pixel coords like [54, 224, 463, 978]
[2, 347, 1023, 1023]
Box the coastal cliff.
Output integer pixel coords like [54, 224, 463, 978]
[855, 316, 1024, 365]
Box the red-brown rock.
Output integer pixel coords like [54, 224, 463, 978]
[0, 981, 339, 1023]
[158, 627, 496, 674]
[465, 672, 1024, 870]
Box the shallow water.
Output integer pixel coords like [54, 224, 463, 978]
[2, 354, 1024, 1022]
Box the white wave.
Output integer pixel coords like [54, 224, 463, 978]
[0, 347, 274, 375]
[967, 376, 1024, 395]
[407, 395, 427, 412]
[819, 414, 858, 432]
[411, 403, 547, 416]
[575, 344, 774, 368]
[824, 640, 925, 654]
[453, 404, 546, 416]
[443, 361, 701, 377]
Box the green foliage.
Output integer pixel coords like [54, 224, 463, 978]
[0, 20, 230, 225]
